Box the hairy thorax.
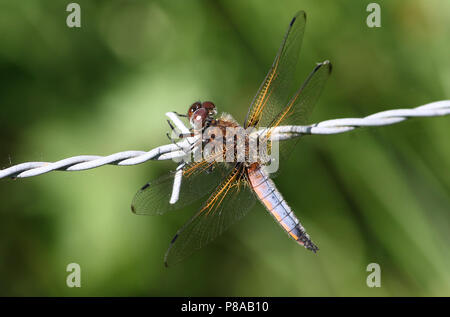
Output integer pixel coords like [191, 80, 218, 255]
[201, 113, 270, 166]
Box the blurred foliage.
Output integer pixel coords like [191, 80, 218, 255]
[0, 0, 449, 296]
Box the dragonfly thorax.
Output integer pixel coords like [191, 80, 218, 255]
[199, 113, 272, 166]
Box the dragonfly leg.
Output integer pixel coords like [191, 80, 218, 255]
[167, 120, 193, 139]
[166, 132, 198, 158]
[172, 111, 188, 118]
[166, 132, 185, 150]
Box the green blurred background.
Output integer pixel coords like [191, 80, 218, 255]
[0, 0, 449, 296]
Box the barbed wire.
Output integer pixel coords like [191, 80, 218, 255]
[272, 100, 450, 136]
[1, 100, 449, 179]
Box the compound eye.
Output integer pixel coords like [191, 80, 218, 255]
[202, 101, 215, 111]
[187, 101, 202, 117]
[191, 108, 208, 127]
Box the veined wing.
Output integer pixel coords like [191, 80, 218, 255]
[268, 60, 332, 130]
[164, 163, 255, 267]
[131, 161, 232, 215]
[244, 11, 306, 129]
[261, 61, 332, 176]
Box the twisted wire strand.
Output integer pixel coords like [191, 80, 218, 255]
[1, 100, 449, 179]
[272, 100, 450, 136]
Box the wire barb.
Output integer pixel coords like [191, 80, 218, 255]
[1, 100, 449, 179]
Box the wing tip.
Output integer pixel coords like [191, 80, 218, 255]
[323, 60, 332, 74]
[316, 60, 333, 75]
[140, 183, 150, 190]
[299, 10, 307, 20]
[163, 233, 179, 268]
[290, 16, 296, 27]
[291, 11, 306, 26]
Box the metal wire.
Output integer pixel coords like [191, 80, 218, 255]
[272, 100, 450, 136]
[1, 100, 449, 179]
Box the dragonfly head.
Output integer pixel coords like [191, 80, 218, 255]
[188, 101, 217, 127]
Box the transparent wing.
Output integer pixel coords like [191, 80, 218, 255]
[245, 11, 306, 129]
[258, 61, 331, 178]
[262, 61, 332, 177]
[131, 161, 233, 215]
[268, 60, 332, 129]
[164, 164, 256, 267]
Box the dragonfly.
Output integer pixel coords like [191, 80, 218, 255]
[131, 11, 332, 267]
